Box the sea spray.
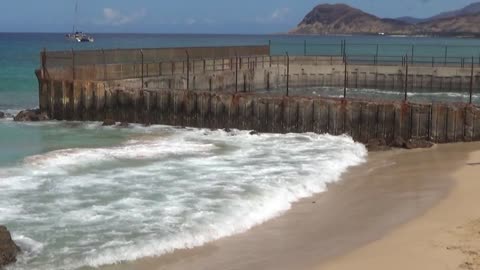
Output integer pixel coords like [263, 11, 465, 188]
[0, 125, 367, 270]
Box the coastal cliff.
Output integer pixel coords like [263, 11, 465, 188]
[290, 3, 480, 36]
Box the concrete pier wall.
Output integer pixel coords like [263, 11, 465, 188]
[43, 55, 480, 96]
[37, 78, 480, 144]
[36, 47, 480, 146]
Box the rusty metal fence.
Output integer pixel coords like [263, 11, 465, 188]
[271, 40, 480, 68]
[41, 45, 270, 81]
[272, 54, 479, 105]
[39, 44, 480, 105]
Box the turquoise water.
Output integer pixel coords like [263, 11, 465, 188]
[3, 33, 480, 110]
[0, 33, 479, 269]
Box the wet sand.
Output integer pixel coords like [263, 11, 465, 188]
[103, 143, 478, 270]
[320, 145, 480, 270]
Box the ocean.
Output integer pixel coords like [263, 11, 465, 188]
[1, 33, 480, 269]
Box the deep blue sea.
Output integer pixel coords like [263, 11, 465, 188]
[1, 33, 480, 269]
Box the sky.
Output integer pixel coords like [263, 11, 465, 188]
[0, 0, 479, 34]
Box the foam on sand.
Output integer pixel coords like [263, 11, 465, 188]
[0, 126, 367, 270]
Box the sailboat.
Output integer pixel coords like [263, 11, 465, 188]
[66, 1, 94, 43]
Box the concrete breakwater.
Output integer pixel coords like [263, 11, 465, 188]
[35, 45, 480, 145]
[35, 79, 480, 145]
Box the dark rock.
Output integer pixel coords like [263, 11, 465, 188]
[249, 131, 260, 135]
[0, 226, 20, 267]
[102, 119, 116, 126]
[366, 138, 390, 152]
[405, 139, 434, 149]
[224, 128, 232, 133]
[117, 122, 130, 128]
[14, 109, 49, 122]
[389, 137, 434, 149]
[0, 112, 4, 119]
[390, 137, 407, 148]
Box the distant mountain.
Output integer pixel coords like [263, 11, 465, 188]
[394, 16, 428, 24]
[429, 2, 480, 21]
[290, 4, 411, 35]
[417, 12, 480, 35]
[395, 2, 480, 24]
[290, 2, 480, 36]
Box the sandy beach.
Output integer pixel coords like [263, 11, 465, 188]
[102, 142, 480, 270]
[320, 144, 480, 270]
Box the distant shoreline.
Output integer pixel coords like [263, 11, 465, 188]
[1, 32, 479, 39]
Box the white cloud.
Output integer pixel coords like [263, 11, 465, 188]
[256, 8, 290, 23]
[203, 18, 215, 24]
[99, 8, 146, 26]
[179, 18, 215, 25]
[185, 18, 197, 25]
[271, 8, 290, 20]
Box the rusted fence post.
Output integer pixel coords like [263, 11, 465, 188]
[185, 50, 190, 90]
[71, 48, 76, 81]
[375, 44, 379, 65]
[102, 49, 107, 80]
[140, 49, 144, 88]
[41, 48, 47, 79]
[404, 55, 409, 102]
[444, 46, 448, 66]
[286, 51, 290, 97]
[411, 45, 414, 65]
[344, 54, 348, 99]
[470, 56, 474, 104]
[304, 40, 307, 56]
[235, 53, 238, 93]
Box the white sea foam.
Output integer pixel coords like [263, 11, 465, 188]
[306, 86, 480, 102]
[0, 126, 367, 270]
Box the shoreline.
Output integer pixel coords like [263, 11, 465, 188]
[102, 142, 476, 270]
[319, 143, 480, 270]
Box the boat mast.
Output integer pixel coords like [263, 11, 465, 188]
[73, 0, 78, 33]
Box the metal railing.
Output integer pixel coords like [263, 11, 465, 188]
[270, 40, 480, 67]
[275, 54, 478, 105]
[39, 44, 480, 105]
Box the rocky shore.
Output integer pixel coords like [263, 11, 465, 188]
[0, 226, 20, 267]
[366, 137, 434, 152]
[14, 109, 49, 122]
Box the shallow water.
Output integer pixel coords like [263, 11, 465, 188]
[0, 122, 366, 269]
